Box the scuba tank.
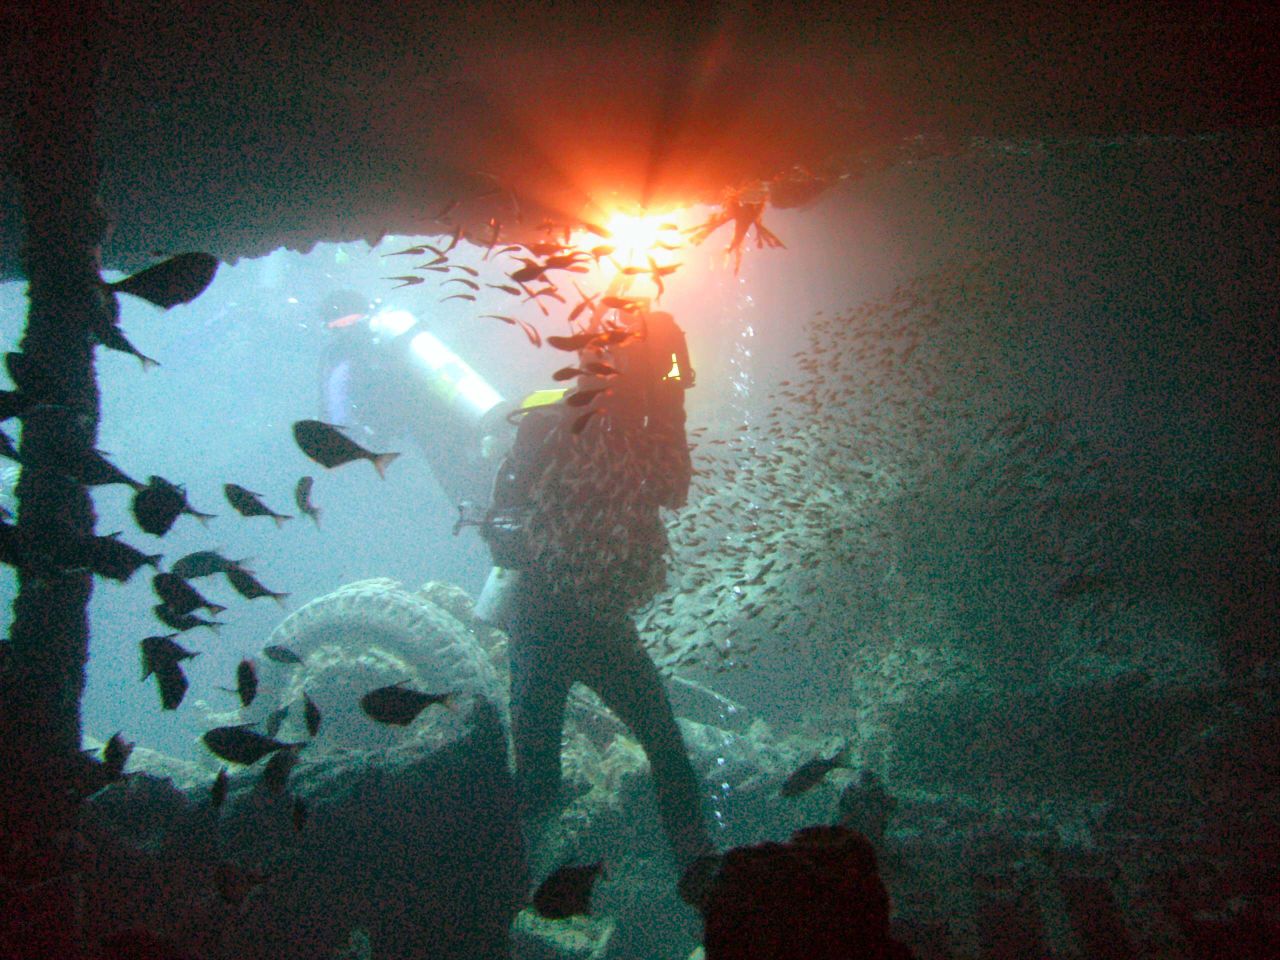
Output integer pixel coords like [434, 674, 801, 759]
[321, 307, 511, 507]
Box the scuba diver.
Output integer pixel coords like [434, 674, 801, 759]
[475, 304, 713, 879]
[316, 290, 511, 510]
[316, 288, 710, 878]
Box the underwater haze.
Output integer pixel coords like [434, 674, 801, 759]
[2, 125, 1277, 959]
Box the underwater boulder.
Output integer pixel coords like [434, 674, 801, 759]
[213, 694, 523, 960]
[81, 695, 523, 960]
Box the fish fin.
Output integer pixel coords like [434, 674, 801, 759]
[138, 354, 161, 372]
[371, 452, 401, 480]
[307, 508, 321, 528]
[207, 603, 227, 616]
[108, 253, 219, 308]
[272, 514, 293, 528]
[272, 593, 289, 607]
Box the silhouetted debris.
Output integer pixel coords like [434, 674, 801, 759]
[532, 861, 605, 919]
[690, 825, 914, 960]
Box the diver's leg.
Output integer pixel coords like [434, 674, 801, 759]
[581, 621, 713, 867]
[507, 619, 572, 820]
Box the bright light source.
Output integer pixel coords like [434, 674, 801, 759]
[606, 212, 664, 256]
[602, 210, 689, 267]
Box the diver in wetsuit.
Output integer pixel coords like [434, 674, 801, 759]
[479, 308, 712, 874]
[316, 290, 511, 510]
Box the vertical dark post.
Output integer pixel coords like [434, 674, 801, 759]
[0, 1, 105, 956]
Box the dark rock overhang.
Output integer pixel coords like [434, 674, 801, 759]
[1, 0, 1275, 279]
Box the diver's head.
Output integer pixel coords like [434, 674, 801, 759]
[318, 289, 372, 331]
[586, 309, 691, 390]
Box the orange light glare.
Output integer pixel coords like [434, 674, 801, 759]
[606, 212, 663, 255]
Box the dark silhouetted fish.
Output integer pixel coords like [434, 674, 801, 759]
[303, 692, 321, 737]
[294, 476, 320, 527]
[291, 797, 307, 832]
[234, 658, 257, 707]
[102, 731, 134, 782]
[225, 566, 288, 604]
[90, 320, 159, 370]
[358, 682, 456, 726]
[779, 744, 851, 797]
[170, 549, 243, 579]
[0, 389, 32, 422]
[517, 319, 542, 348]
[85, 532, 162, 583]
[202, 724, 294, 765]
[224, 483, 292, 526]
[510, 258, 548, 284]
[140, 634, 198, 710]
[262, 644, 303, 665]
[263, 704, 290, 738]
[532, 860, 605, 919]
[599, 296, 642, 312]
[153, 572, 225, 616]
[72, 449, 142, 490]
[211, 766, 229, 810]
[546, 332, 598, 352]
[5, 352, 44, 396]
[107, 252, 219, 308]
[259, 744, 301, 795]
[383, 275, 424, 288]
[152, 603, 222, 633]
[0, 518, 26, 568]
[0, 429, 20, 463]
[292, 420, 399, 478]
[140, 634, 198, 675]
[132, 475, 214, 536]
